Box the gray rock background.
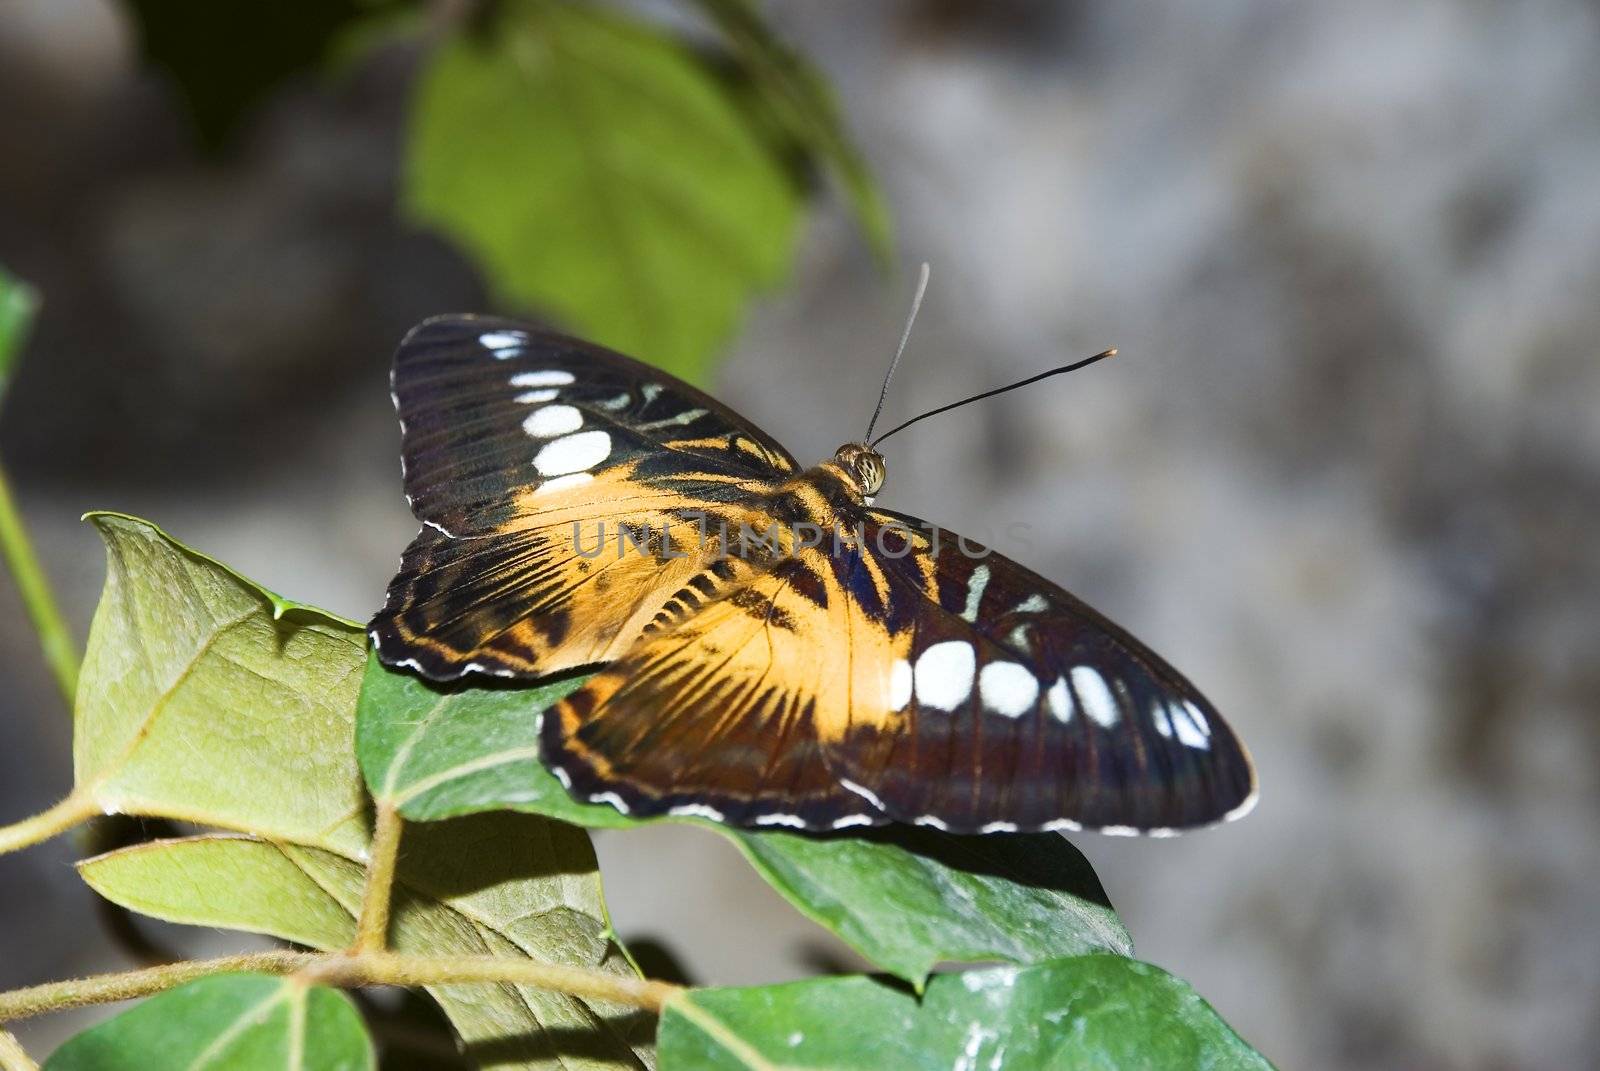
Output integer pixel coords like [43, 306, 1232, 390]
[2, 2, 1597, 1068]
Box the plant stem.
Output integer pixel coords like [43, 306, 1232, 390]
[353, 801, 404, 953]
[0, 950, 682, 1024]
[302, 952, 681, 1012]
[0, 951, 316, 1022]
[0, 1029, 37, 1071]
[0, 458, 78, 710]
[0, 790, 98, 857]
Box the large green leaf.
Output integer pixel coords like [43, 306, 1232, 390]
[81, 819, 654, 1071]
[0, 263, 39, 406]
[358, 656, 1131, 985]
[405, 0, 800, 384]
[659, 957, 1274, 1070]
[73, 515, 645, 1067]
[44, 972, 373, 1071]
[73, 513, 370, 855]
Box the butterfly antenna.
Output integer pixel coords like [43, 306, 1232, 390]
[869, 347, 1117, 448]
[863, 262, 932, 443]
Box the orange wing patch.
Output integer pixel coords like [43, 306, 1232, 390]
[372, 464, 777, 679]
[542, 549, 911, 828]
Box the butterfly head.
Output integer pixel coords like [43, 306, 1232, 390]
[833, 442, 886, 498]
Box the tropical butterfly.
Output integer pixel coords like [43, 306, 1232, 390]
[370, 302, 1257, 836]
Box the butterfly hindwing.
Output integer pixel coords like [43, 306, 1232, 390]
[372, 315, 796, 679]
[543, 554, 869, 828]
[540, 501, 1255, 834]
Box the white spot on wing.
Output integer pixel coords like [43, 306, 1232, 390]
[1015, 594, 1049, 613]
[913, 815, 949, 830]
[669, 803, 724, 822]
[1225, 784, 1260, 822]
[635, 407, 707, 430]
[839, 778, 886, 811]
[887, 659, 913, 711]
[915, 641, 976, 710]
[978, 661, 1038, 718]
[1071, 666, 1120, 728]
[523, 404, 582, 438]
[1042, 817, 1083, 832]
[1046, 677, 1073, 723]
[589, 791, 630, 813]
[510, 369, 574, 387]
[534, 430, 611, 476]
[1169, 699, 1211, 750]
[960, 564, 990, 623]
[1100, 824, 1139, 837]
[480, 331, 526, 352]
[979, 821, 1018, 833]
[535, 472, 593, 495]
[515, 389, 559, 404]
[831, 814, 874, 829]
[752, 813, 807, 828]
[1151, 700, 1174, 738]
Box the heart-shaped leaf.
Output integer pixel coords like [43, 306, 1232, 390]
[43, 973, 373, 1071]
[358, 656, 1131, 986]
[659, 956, 1275, 1070]
[74, 513, 370, 854]
[73, 515, 648, 1069]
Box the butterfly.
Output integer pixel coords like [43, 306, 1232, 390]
[369, 313, 1257, 836]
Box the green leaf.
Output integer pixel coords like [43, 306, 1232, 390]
[74, 513, 370, 855]
[44, 973, 373, 1071]
[72, 516, 647, 1066]
[659, 957, 1275, 1071]
[358, 656, 1131, 986]
[0, 263, 40, 407]
[692, 0, 893, 263]
[81, 819, 654, 1071]
[405, 0, 800, 384]
[123, 0, 412, 148]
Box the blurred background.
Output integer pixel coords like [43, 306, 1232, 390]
[2, 1, 1598, 1068]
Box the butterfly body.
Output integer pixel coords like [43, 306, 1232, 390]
[372, 315, 1257, 835]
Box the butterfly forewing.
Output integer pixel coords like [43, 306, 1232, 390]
[371, 316, 797, 679]
[390, 315, 797, 532]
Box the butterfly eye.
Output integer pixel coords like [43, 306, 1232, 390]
[834, 443, 885, 497]
[856, 454, 885, 496]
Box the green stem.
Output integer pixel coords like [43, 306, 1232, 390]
[0, 458, 78, 709]
[0, 1029, 38, 1071]
[0, 951, 316, 1023]
[0, 950, 681, 1024]
[353, 802, 404, 953]
[0, 790, 99, 857]
[302, 952, 681, 1012]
